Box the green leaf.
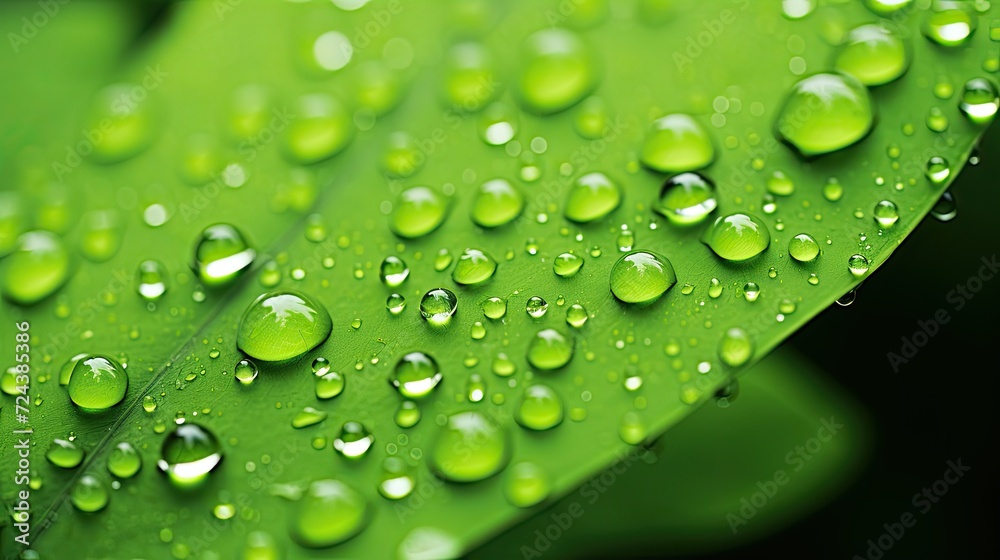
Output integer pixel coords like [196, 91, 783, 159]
[0, 0, 993, 558]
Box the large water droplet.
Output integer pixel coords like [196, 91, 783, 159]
[282, 94, 354, 163]
[46, 438, 84, 468]
[503, 462, 552, 508]
[640, 114, 715, 173]
[193, 224, 255, 286]
[289, 479, 369, 548]
[471, 179, 524, 227]
[848, 254, 870, 276]
[526, 328, 574, 370]
[379, 457, 416, 500]
[516, 384, 564, 431]
[564, 172, 621, 223]
[137, 259, 168, 301]
[443, 42, 499, 111]
[334, 421, 374, 458]
[923, 7, 976, 47]
[654, 172, 718, 225]
[391, 352, 442, 399]
[834, 24, 909, 86]
[525, 296, 548, 319]
[430, 411, 511, 482]
[873, 200, 899, 227]
[236, 291, 333, 362]
[482, 296, 507, 319]
[391, 186, 449, 238]
[71, 474, 109, 513]
[379, 255, 410, 287]
[420, 288, 458, 326]
[703, 213, 771, 261]
[788, 233, 820, 262]
[610, 251, 677, 304]
[157, 423, 223, 487]
[775, 73, 874, 156]
[553, 253, 584, 277]
[107, 442, 142, 478]
[517, 29, 597, 114]
[718, 328, 754, 367]
[86, 83, 155, 162]
[452, 248, 497, 285]
[959, 77, 999, 124]
[1, 231, 70, 305]
[395, 401, 421, 428]
[68, 355, 128, 411]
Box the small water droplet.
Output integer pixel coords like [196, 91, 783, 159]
[334, 421, 375, 459]
[848, 254, 871, 276]
[157, 423, 223, 487]
[526, 296, 549, 318]
[234, 359, 258, 385]
[420, 288, 458, 326]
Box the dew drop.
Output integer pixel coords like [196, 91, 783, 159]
[703, 213, 771, 261]
[391, 186, 449, 239]
[834, 24, 909, 86]
[430, 411, 511, 482]
[137, 259, 168, 301]
[193, 224, 255, 286]
[107, 442, 142, 478]
[640, 114, 715, 173]
[390, 352, 442, 399]
[504, 462, 552, 508]
[775, 73, 873, 156]
[516, 384, 563, 431]
[526, 328, 574, 370]
[420, 288, 458, 326]
[282, 94, 354, 164]
[452, 248, 497, 285]
[517, 28, 597, 115]
[71, 474, 109, 513]
[1, 231, 70, 305]
[236, 291, 332, 362]
[566, 303, 588, 328]
[333, 422, 375, 459]
[610, 251, 677, 304]
[959, 77, 999, 124]
[848, 254, 871, 276]
[564, 172, 622, 223]
[719, 327, 754, 367]
[655, 172, 718, 225]
[526, 296, 548, 319]
[471, 179, 524, 227]
[68, 355, 128, 411]
[289, 479, 369, 548]
[157, 423, 223, 487]
[873, 200, 899, 227]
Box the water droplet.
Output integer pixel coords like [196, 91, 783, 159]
[444, 42, 498, 111]
[926, 156, 951, 184]
[136, 259, 167, 301]
[566, 303, 588, 328]
[873, 200, 899, 227]
[395, 401, 421, 428]
[391, 352, 442, 399]
[931, 191, 958, 222]
[766, 171, 796, 196]
[503, 462, 552, 508]
[433, 248, 453, 271]
[315, 371, 345, 400]
[923, 7, 977, 47]
[848, 254, 870, 276]
[776, 73, 873, 156]
[467, 373, 486, 402]
[68, 355, 128, 411]
[823, 178, 844, 201]
[379, 256, 410, 288]
[640, 114, 714, 173]
[526, 296, 549, 318]
[718, 328, 754, 367]
[193, 224, 255, 286]
[743, 282, 761, 302]
[142, 395, 157, 413]
[430, 411, 511, 482]
[292, 407, 328, 429]
[552, 252, 584, 278]
[564, 172, 621, 223]
[471, 179, 524, 227]
[391, 186, 449, 239]
[616, 227, 635, 252]
[708, 277, 724, 299]
[470, 321, 487, 340]
[516, 384, 563, 431]
[282, 94, 353, 164]
[834, 24, 909, 86]
[788, 233, 820, 262]
[79, 209, 122, 262]
[1, 231, 70, 305]
[959, 77, 999, 124]
[526, 328, 574, 370]
[655, 172, 718, 225]
[379, 457, 416, 500]
[380, 132, 422, 178]
[47, 439, 84, 468]
[107, 442, 142, 478]
[863, 0, 912, 16]
[158, 423, 223, 486]
[237, 291, 332, 362]
[610, 251, 677, 304]
[452, 248, 497, 285]
[71, 474, 109, 513]
[289, 479, 369, 548]
[86, 83, 155, 162]
[334, 422, 375, 459]
[926, 107, 949, 132]
[386, 293, 407, 315]
[478, 103, 518, 145]
[420, 288, 458, 326]
[574, 96, 610, 139]
[619, 412, 647, 445]
[703, 213, 771, 261]
[517, 29, 597, 114]
[482, 297, 507, 319]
